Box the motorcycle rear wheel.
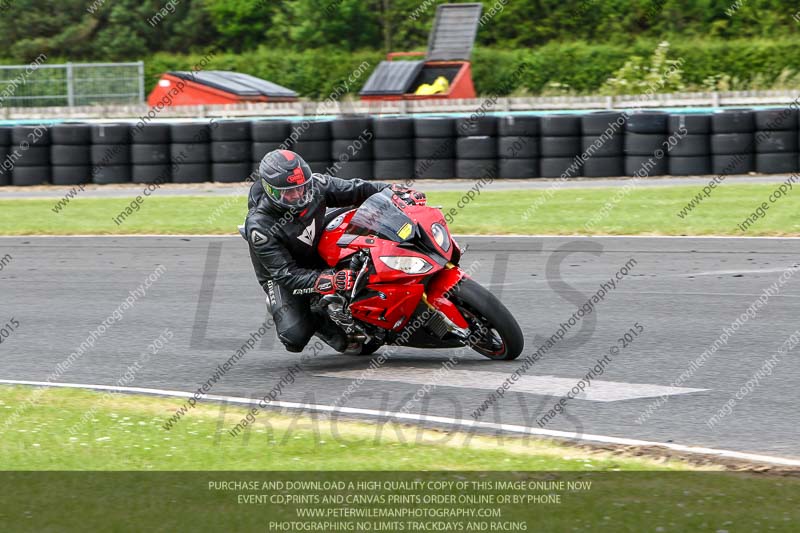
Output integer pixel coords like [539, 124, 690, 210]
[450, 278, 524, 360]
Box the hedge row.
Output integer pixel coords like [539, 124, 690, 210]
[138, 39, 800, 100]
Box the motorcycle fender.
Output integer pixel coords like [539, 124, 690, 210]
[426, 266, 469, 329]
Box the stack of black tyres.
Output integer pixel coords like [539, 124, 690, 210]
[211, 120, 252, 182]
[754, 108, 798, 174]
[0, 127, 9, 186]
[292, 120, 332, 175]
[91, 123, 131, 184]
[51, 123, 91, 185]
[540, 115, 582, 178]
[414, 117, 455, 179]
[496, 115, 539, 178]
[170, 122, 212, 183]
[456, 116, 497, 179]
[12, 125, 51, 186]
[373, 117, 415, 180]
[581, 112, 625, 177]
[667, 114, 711, 175]
[251, 120, 290, 175]
[331, 116, 373, 180]
[131, 123, 170, 184]
[624, 111, 668, 176]
[710, 109, 755, 175]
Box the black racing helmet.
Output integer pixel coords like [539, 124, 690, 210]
[258, 149, 315, 211]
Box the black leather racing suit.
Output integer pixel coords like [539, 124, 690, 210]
[245, 173, 389, 352]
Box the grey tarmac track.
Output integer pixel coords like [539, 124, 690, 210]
[0, 235, 799, 460]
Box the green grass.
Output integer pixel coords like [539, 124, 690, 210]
[0, 385, 688, 471]
[2, 385, 800, 532]
[3, 182, 799, 236]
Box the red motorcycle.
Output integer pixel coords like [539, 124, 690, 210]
[312, 188, 524, 360]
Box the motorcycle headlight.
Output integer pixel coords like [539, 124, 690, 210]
[431, 223, 450, 252]
[379, 256, 433, 274]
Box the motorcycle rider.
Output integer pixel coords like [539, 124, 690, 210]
[245, 149, 426, 353]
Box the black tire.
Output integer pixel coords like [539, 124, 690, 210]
[456, 136, 497, 159]
[755, 153, 798, 174]
[581, 134, 623, 156]
[252, 141, 282, 162]
[51, 123, 91, 145]
[669, 156, 712, 176]
[51, 145, 90, 166]
[498, 136, 539, 158]
[16, 146, 51, 166]
[91, 123, 129, 144]
[293, 140, 331, 161]
[91, 144, 130, 165]
[51, 166, 91, 185]
[624, 133, 667, 155]
[456, 159, 497, 179]
[211, 120, 251, 142]
[497, 115, 540, 136]
[624, 111, 667, 133]
[451, 278, 523, 360]
[12, 166, 50, 186]
[172, 163, 212, 183]
[251, 120, 290, 142]
[498, 158, 538, 178]
[131, 144, 170, 165]
[754, 108, 797, 131]
[540, 157, 582, 178]
[331, 138, 373, 161]
[540, 136, 580, 157]
[415, 158, 454, 179]
[132, 123, 170, 144]
[581, 111, 626, 135]
[668, 114, 711, 135]
[666, 134, 710, 156]
[373, 117, 414, 139]
[456, 116, 497, 137]
[291, 120, 331, 141]
[711, 110, 755, 133]
[710, 133, 755, 154]
[171, 143, 210, 163]
[583, 156, 624, 177]
[211, 141, 251, 162]
[414, 137, 455, 159]
[332, 160, 373, 180]
[331, 116, 373, 139]
[131, 164, 171, 184]
[712, 153, 754, 175]
[625, 155, 668, 176]
[414, 117, 455, 138]
[93, 165, 131, 184]
[755, 131, 797, 153]
[373, 138, 414, 159]
[540, 114, 581, 136]
[0, 127, 11, 145]
[12, 125, 51, 145]
[170, 122, 211, 143]
[373, 159, 415, 180]
[212, 162, 254, 183]
[307, 160, 333, 174]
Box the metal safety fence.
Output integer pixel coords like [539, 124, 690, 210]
[0, 61, 144, 108]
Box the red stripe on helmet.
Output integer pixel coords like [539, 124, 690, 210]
[287, 166, 305, 184]
[279, 150, 296, 161]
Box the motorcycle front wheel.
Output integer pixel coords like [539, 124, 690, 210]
[450, 278, 524, 360]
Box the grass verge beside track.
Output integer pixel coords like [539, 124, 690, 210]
[1, 183, 798, 236]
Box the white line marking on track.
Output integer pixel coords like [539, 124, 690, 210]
[1, 378, 797, 467]
[314, 367, 707, 402]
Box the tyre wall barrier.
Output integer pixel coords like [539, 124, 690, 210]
[1, 108, 799, 186]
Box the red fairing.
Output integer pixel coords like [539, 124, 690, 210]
[426, 267, 469, 329]
[405, 204, 454, 261]
[350, 284, 425, 331]
[318, 209, 357, 267]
